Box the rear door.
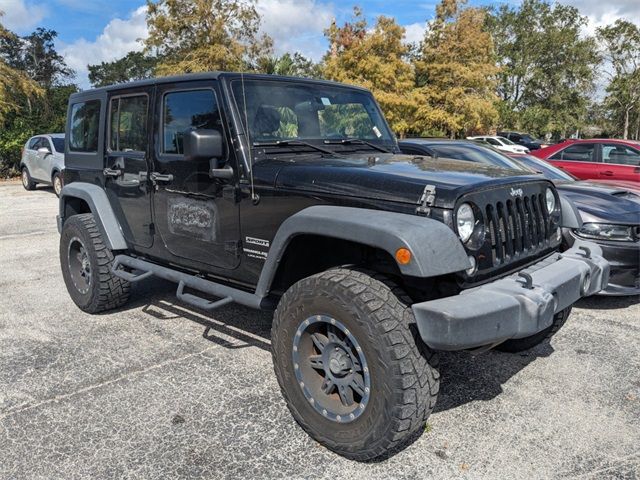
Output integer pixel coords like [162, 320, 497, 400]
[600, 143, 640, 182]
[103, 88, 154, 248]
[547, 143, 599, 180]
[150, 80, 241, 270]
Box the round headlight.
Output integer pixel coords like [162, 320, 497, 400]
[545, 188, 556, 213]
[456, 203, 475, 243]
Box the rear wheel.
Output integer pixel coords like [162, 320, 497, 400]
[21, 167, 36, 191]
[272, 268, 439, 461]
[60, 213, 130, 313]
[496, 307, 572, 353]
[52, 172, 63, 197]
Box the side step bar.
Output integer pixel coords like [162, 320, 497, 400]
[111, 255, 273, 311]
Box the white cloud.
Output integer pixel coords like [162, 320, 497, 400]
[403, 21, 427, 45]
[0, 0, 47, 33]
[59, 5, 148, 89]
[257, 0, 334, 60]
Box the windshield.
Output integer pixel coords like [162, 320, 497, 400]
[231, 79, 395, 150]
[512, 155, 576, 181]
[497, 136, 515, 145]
[51, 138, 65, 152]
[428, 143, 523, 169]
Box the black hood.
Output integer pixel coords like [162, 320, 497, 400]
[557, 181, 640, 224]
[263, 153, 544, 208]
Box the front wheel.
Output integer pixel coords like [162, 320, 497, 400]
[496, 307, 572, 353]
[271, 268, 439, 461]
[21, 167, 36, 191]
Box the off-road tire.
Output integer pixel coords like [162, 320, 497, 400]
[271, 268, 439, 461]
[21, 167, 36, 191]
[52, 172, 63, 197]
[496, 307, 572, 353]
[60, 213, 130, 313]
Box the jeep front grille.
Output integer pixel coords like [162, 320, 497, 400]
[485, 193, 551, 265]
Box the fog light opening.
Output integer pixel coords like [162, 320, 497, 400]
[465, 255, 477, 276]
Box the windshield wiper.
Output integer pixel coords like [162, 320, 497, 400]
[253, 140, 338, 156]
[323, 138, 392, 153]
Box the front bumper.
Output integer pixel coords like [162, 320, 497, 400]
[412, 243, 609, 351]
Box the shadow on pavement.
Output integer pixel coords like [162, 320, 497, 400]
[113, 276, 556, 460]
[575, 294, 639, 310]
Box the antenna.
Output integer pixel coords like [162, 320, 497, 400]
[241, 72, 258, 204]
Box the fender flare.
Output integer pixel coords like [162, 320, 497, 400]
[58, 182, 128, 250]
[255, 206, 471, 297]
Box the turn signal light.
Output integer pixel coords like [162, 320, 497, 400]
[395, 248, 412, 265]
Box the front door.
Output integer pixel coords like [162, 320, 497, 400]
[151, 81, 240, 270]
[104, 89, 154, 248]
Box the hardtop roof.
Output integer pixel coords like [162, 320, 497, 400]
[69, 72, 370, 101]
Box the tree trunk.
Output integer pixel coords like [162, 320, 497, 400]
[623, 107, 630, 140]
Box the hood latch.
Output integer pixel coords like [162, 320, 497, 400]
[416, 184, 436, 216]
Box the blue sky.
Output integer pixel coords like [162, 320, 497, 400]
[1, 0, 638, 88]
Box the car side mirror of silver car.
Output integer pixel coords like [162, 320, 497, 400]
[37, 147, 51, 155]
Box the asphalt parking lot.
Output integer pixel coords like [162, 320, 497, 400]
[0, 182, 638, 479]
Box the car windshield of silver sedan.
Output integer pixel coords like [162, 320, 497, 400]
[231, 79, 395, 154]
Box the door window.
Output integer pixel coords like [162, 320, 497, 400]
[28, 137, 41, 150]
[602, 144, 640, 166]
[550, 143, 595, 161]
[109, 95, 148, 152]
[69, 100, 101, 152]
[162, 89, 222, 155]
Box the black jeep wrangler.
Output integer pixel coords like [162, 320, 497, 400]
[58, 73, 608, 460]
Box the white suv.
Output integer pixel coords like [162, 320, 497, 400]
[20, 133, 66, 196]
[467, 135, 530, 154]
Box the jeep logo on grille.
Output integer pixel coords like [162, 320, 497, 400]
[510, 187, 524, 197]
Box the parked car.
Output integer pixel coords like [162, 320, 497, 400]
[497, 131, 549, 151]
[532, 138, 640, 182]
[57, 73, 607, 461]
[400, 137, 637, 296]
[20, 133, 65, 196]
[399, 138, 522, 169]
[467, 135, 530, 154]
[510, 154, 639, 296]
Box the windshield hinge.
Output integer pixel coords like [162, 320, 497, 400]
[416, 184, 436, 216]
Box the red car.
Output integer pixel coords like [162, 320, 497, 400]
[532, 139, 640, 182]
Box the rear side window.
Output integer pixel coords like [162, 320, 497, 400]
[109, 95, 148, 152]
[550, 144, 595, 162]
[69, 100, 101, 152]
[602, 144, 640, 166]
[162, 89, 221, 155]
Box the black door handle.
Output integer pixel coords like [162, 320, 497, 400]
[150, 172, 174, 183]
[103, 167, 122, 178]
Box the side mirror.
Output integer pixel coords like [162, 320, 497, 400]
[183, 129, 223, 162]
[37, 147, 51, 155]
[183, 129, 233, 179]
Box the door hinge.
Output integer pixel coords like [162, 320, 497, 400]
[224, 240, 242, 256]
[416, 184, 436, 216]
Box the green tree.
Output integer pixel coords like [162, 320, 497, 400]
[256, 52, 322, 78]
[88, 51, 159, 87]
[0, 16, 75, 175]
[145, 0, 273, 75]
[323, 9, 415, 137]
[598, 20, 640, 139]
[413, 0, 499, 137]
[488, 0, 600, 137]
